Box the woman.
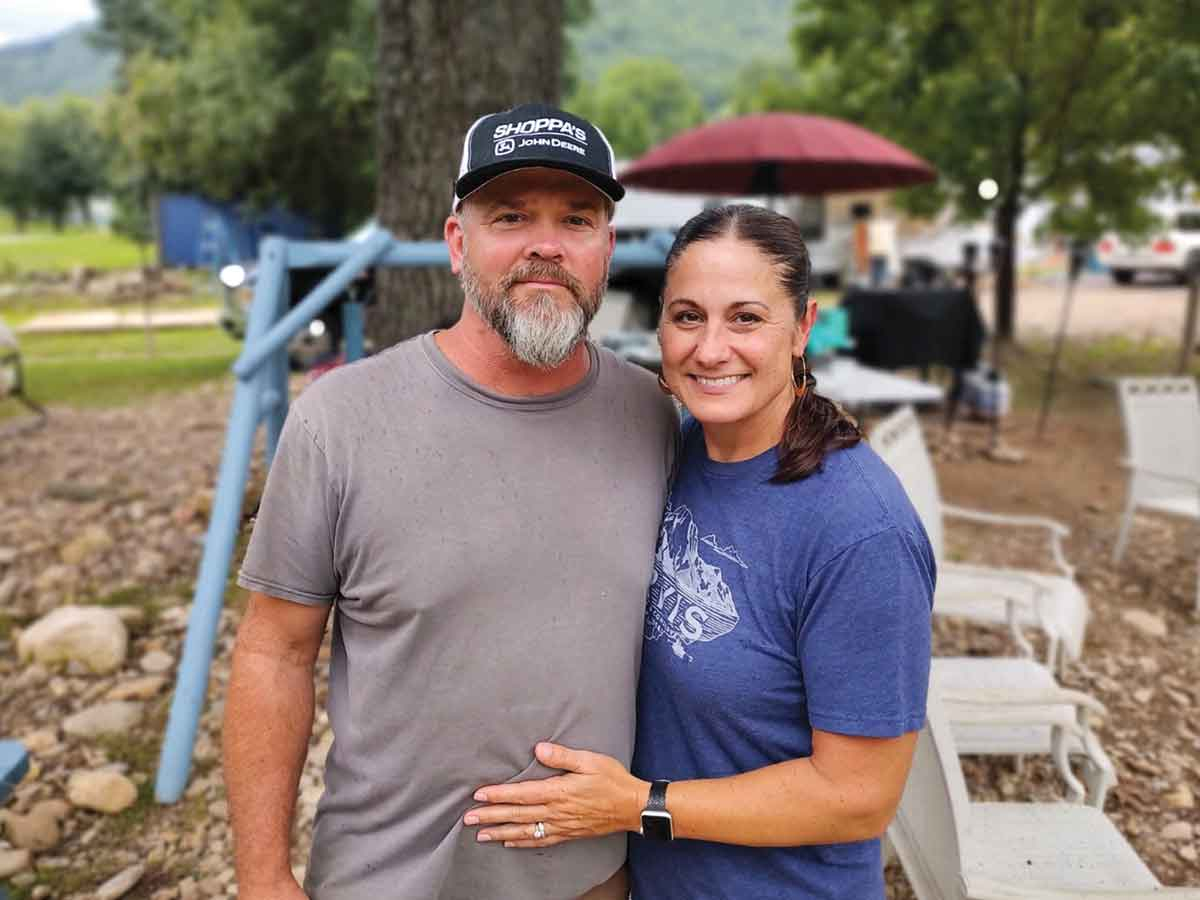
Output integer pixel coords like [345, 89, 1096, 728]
[464, 205, 935, 898]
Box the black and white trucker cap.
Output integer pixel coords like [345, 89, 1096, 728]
[453, 103, 625, 210]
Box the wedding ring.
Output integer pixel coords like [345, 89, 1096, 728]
[533, 821, 546, 840]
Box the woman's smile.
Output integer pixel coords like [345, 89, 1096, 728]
[689, 373, 750, 392]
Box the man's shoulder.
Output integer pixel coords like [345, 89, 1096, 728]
[289, 337, 426, 430]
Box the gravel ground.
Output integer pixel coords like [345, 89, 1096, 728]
[0, 376, 1197, 898]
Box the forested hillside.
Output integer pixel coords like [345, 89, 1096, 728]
[569, 0, 793, 110]
[0, 1, 794, 109]
[0, 24, 117, 105]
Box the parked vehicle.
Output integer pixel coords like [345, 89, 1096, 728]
[1097, 206, 1200, 285]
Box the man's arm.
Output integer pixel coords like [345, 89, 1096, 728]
[224, 591, 331, 898]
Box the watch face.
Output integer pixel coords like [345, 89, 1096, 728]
[641, 809, 673, 841]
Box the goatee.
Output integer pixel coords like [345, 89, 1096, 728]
[462, 258, 607, 369]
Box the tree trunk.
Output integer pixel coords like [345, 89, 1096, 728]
[992, 194, 1019, 344]
[372, 0, 564, 349]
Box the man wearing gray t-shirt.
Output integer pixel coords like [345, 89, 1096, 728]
[223, 103, 677, 900]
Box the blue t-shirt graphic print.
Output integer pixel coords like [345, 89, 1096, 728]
[630, 423, 935, 900]
[645, 501, 743, 662]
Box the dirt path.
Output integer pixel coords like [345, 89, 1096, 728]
[982, 273, 1191, 341]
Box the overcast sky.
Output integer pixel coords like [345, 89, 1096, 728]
[0, 0, 97, 47]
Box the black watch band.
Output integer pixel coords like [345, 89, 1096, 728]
[640, 779, 673, 841]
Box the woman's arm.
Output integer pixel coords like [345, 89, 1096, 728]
[464, 727, 917, 848]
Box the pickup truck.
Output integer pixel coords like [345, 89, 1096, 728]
[1096, 207, 1200, 285]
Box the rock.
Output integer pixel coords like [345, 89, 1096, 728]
[32, 885, 51, 900]
[1181, 844, 1199, 863]
[0, 572, 20, 605]
[0, 848, 32, 878]
[59, 524, 116, 565]
[34, 563, 76, 597]
[1161, 821, 1195, 841]
[67, 770, 139, 814]
[1120, 609, 1167, 639]
[107, 675, 167, 701]
[1165, 687, 1193, 707]
[0, 799, 68, 851]
[96, 863, 145, 900]
[0, 546, 18, 565]
[63, 701, 143, 738]
[1165, 784, 1196, 809]
[1133, 687, 1154, 704]
[14, 663, 49, 688]
[984, 441, 1028, 464]
[20, 728, 59, 754]
[17, 606, 129, 674]
[44, 481, 109, 503]
[140, 649, 175, 674]
[177, 877, 200, 900]
[132, 550, 167, 581]
[107, 605, 149, 626]
[1136, 655, 1160, 675]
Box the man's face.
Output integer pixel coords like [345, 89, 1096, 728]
[446, 168, 615, 369]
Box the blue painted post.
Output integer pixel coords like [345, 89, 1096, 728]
[155, 237, 289, 803]
[264, 264, 291, 467]
[342, 301, 365, 363]
[235, 229, 394, 381]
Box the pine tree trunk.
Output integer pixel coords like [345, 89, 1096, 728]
[372, 0, 564, 349]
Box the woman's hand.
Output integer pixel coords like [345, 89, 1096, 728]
[464, 742, 650, 848]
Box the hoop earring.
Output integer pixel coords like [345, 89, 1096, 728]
[657, 373, 674, 397]
[793, 355, 808, 398]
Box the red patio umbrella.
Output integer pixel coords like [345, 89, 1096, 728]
[620, 113, 936, 196]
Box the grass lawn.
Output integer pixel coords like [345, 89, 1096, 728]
[0, 217, 152, 274]
[6, 326, 240, 413]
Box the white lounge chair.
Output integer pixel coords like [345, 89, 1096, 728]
[933, 657, 1116, 808]
[888, 691, 1200, 899]
[870, 406, 1088, 673]
[1112, 376, 1200, 612]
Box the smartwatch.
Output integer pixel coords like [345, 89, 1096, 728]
[639, 779, 673, 841]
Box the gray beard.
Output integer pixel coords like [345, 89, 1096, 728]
[461, 259, 605, 369]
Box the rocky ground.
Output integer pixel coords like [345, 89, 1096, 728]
[0, 377, 1197, 898]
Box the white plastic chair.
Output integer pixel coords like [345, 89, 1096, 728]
[870, 406, 1089, 673]
[1112, 377, 1200, 612]
[932, 657, 1115, 808]
[888, 691, 1200, 899]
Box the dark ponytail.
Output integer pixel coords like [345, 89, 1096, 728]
[772, 354, 861, 483]
[662, 204, 861, 483]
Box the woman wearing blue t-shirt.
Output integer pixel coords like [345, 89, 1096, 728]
[465, 204, 935, 899]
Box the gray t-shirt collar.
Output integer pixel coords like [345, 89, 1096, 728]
[419, 331, 600, 411]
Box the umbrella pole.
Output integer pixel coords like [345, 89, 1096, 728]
[1036, 240, 1087, 441]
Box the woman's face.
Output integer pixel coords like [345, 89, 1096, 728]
[659, 236, 815, 452]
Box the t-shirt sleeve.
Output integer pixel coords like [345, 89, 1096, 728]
[237, 407, 339, 606]
[797, 525, 933, 738]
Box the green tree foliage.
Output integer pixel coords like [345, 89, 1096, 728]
[102, 0, 376, 235]
[0, 106, 35, 228]
[568, 57, 704, 158]
[1, 98, 109, 230]
[785, 0, 1200, 339]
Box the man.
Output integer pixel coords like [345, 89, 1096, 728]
[223, 103, 678, 900]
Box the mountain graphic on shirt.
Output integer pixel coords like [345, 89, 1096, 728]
[646, 502, 740, 660]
